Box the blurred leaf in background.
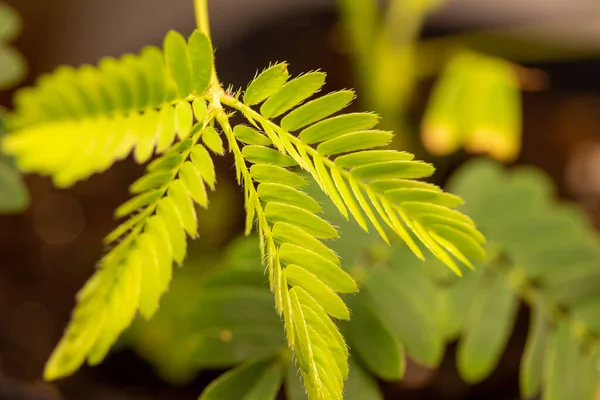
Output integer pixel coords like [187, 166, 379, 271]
[0, 2, 28, 213]
[0, 112, 28, 213]
[0, 2, 26, 90]
[445, 158, 600, 398]
[422, 51, 522, 162]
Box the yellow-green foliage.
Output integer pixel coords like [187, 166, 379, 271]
[2, 28, 486, 400]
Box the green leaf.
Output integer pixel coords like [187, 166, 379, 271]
[202, 126, 225, 155]
[130, 170, 174, 194]
[157, 197, 186, 264]
[191, 288, 285, 368]
[257, 183, 321, 213]
[313, 156, 348, 219]
[148, 152, 183, 172]
[145, 215, 173, 291]
[234, 125, 272, 146]
[296, 288, 348, 360]
[370, 179, 440, 192]
[139, 46, 167, 106]
[344, 297, 404, 380]
[344, 357, 384, 400]
[190, 144, 216, 190]
[104, 210, 148, 245]
[285, 362, 309, 400]
[163, 30, 192, 98]
[242, 360, 285, 400]
[265, 202, 337, 239]
[431, 224, 485, 261]
[260, 72, 326, 118]
[120, 55, 148, 110]
[0, 3, 21, 42]
[167, 179, 197, 237]
[436, 267, 483, 340]
[188, 31, 213, 94]
[115, 189, 162, 218]
[199, 356, 284, 400]
[299, 113, 380, 144]
[402, 202, 475, 226]
[175, 101, 193, 140]
[457, 272, 518, 383]
[365, 263, 444, 366]
[348, 179, 389, 244]
[193, 98, 207, 121]
[281, 90, 355, 132]
[157, 105, 177, 152]
[520, 307, 547, 399]
[384, 188, 463, 208]
[334, 150, 413, 168]
[133, 110, 159, 163]
[279, 243, 356, 293]
[180, 161, 208, 208]
[250, 164, 307, 188]
[98, 57, 131, 112]
[0, 44, 26, 90]
[287, 289, 329, 398]
[418, 214, 486, 244]
[351, 160, 435, 180]
[285, 264, 349, 320]
[166, 138, 194, 155]
[317, 130, 393, 156]
[271, 222, 339, 265]
[242, 145, 296, 167]
[44, 254, 142, 380]
[544, 322, 597, 400]
[0, 158, 29, 213]
[136, 237, 161, 319]
[244, 63, 290, 106]
[330, 168, 367, 230]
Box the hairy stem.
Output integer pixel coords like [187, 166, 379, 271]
[193, 0, 220, 89]
[215, 109, 289, 322]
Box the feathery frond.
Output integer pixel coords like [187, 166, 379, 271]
[215, 112, 357, 400]
[2, 30, 213, 187]
[44, 117, 219, 380]
[222, 63, 486, 277]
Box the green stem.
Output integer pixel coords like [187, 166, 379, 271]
[193, 0, 221, 88]
[214, 110, 286, 314]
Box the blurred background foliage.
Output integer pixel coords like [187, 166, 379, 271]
[0, 1, 28, 213]
[0, 2, 26, 90]
[1, 0, 600, 399]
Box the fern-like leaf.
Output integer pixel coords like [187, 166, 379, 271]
[222, 64, 486, 277]
[214, 64, 486, 399]
[44, 118, 219, 380]
[212, 112, 356, 400]
[2, 30, 213, 187]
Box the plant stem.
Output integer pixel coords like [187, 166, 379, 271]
[193, 0, 220, 88]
